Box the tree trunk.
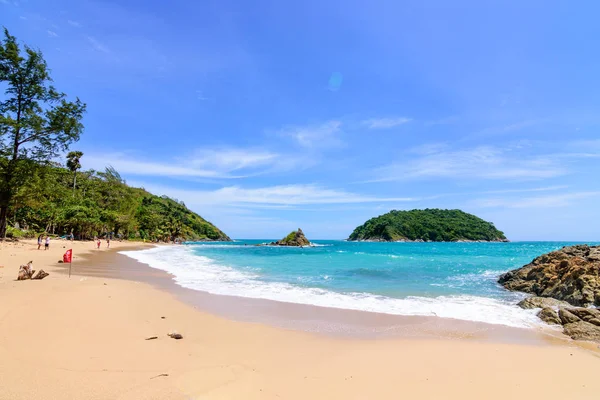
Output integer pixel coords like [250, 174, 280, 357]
[72, 172, 77, 197]
[0, 204, 8, 239]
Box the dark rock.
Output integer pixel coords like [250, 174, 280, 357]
[566, 308, 600, 327]
[562, 321, 600, 341]
[517, 296, 571, 309]
[559, 308, 581, 325]
[272, 229, 312, 247]
[537, 307, 561, 325]
[498, 245, 600, 306]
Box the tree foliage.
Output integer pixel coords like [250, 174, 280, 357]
[0, 28, 86, 237]
[6, 162, 231, 242]
[66, 150, 83, 193]
[348, 209, 507, 242]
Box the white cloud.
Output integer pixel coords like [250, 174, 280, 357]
[565, 139, 600, 158]
[280, 120, 343, 149]
[471, 191, 600, 209]
[471, 120, 544, 138]
[83, 148, 309, 179]
[363, 117, 411, 129]
[47, 30, 58, 37]
[369, 145, 566, 182]
[189, 148, 278, 171]
[128, 182, 417, 209]
[481, 185, 568, 195]
[67, 20, 82, 28]
[87, 36, 110, 53]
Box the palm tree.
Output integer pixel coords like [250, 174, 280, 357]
[66, 151, 83, 196]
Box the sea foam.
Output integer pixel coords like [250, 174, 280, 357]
[120, 246, 541, 329]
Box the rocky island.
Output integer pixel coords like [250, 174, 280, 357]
[268, 228, 312, 247]
[499, 245, 600, 341]
[348, 209, 507, 242]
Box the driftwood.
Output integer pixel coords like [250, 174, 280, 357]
[17, 261, 49, 281]
[17, 261, 35, 280]
[32, 270, 49, 280]
[167, 332, 183, 340]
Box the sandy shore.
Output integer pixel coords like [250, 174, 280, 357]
[1, 239, 600, 399]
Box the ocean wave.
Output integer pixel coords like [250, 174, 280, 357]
[121, 246, 541, 329]
[187, 244, 249, 249]
[346, 268, 394, 279]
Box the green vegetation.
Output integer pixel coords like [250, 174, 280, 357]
[0, 30, 228, 242]
[348, 209, 507, 242]
[5, 161, 230, 242]
[0, 28, 86, 238]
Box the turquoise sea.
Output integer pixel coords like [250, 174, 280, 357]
[121, 241, 597, 328]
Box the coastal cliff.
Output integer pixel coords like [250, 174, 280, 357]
[499, 245, 600, 341]
[348, 209, 507, 242]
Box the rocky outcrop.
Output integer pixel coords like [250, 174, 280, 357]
[556, 308, 600, 341]
[270, 229, 311, 247]
[537, 307, 561, 325]
[517, 299, 600, 341]
[517, 296, 570, 309]
[499, 245, 600, 307]
[562, 321, 600, 341]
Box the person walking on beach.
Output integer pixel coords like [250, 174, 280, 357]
[97, 238, 101, 249]
[106, 237, 110, 249]
[37, 234, 43, 250]
[44, 236, 50, 250]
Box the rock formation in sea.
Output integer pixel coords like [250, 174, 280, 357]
[499, 245, 600, 306]
[500, 245, 600, 341]
[270, 229, 311, 247]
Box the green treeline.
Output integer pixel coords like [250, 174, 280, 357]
[7, 162, 231, 242]
[348, 209, 507, 242]
[1, 29, 229, 242]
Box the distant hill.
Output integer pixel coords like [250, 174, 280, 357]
[348, 209, 507, 242]
[6, 163, 230, 242]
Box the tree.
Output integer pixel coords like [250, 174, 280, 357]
[66, 150, 83, 196]
[0, 28, 86, 238]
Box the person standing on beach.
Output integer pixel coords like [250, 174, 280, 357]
[37, 234, 43, 250]
[106, 237, 110, 249]
[44, 236, 50, 250]
[97, 238, 101, 249]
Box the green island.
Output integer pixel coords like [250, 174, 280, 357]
[348, 209, 507, 242]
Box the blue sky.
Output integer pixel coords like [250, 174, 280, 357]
[3, 0, 600, 240]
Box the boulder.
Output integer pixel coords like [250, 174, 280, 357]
[272, 229, 311, 247]
[499, 245, 600, 306]
[517, 296, 571, 309]
[566, 308, 600, 327]
[537, 307, 561, 325]
[558, 308, 581, 325]
[562, 321, 600, 341]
